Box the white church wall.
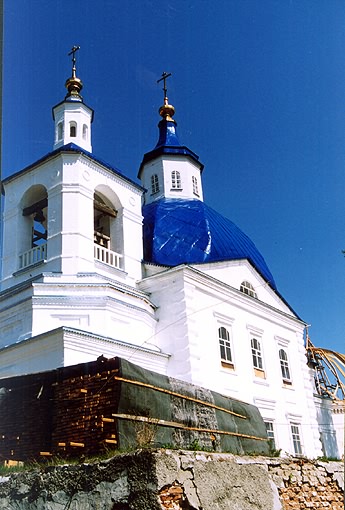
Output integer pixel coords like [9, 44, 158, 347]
[141, 155, 203, 205]
[0, 329, 64, 379]
[0, 293, 33, 348]
[0, 326, 169, 380]
[139, 264, 322, 458]
[29, 280, 157, 348]
[196, 259, 294, 315]
[63, 328, 169, 374]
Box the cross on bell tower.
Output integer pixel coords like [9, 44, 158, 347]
[52, 46, 94, 152]
[157, 72, 175, 122]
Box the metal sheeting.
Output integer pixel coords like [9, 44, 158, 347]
[143, 198, 277, 290]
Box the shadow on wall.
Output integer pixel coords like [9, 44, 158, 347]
[317, 401, 340, 459]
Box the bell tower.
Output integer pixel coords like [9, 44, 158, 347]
[138, 72, 204, 205]
[0, 50, 156, 378]
[52, 46, 93, 152]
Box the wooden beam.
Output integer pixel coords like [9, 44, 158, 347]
[113, 376, 247, 419]
[22, 198, 48, 216]
[94, 200, 117, 218]
[112, 413, 267, 441]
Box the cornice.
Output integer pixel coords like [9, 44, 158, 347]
[33, 279, 155, 309]
[32, 294, 156, 319]
[0, 326, 170, 360]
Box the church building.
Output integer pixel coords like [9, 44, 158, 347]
[0, 55, 337, 459]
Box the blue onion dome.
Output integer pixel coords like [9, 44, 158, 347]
[142, 198, 277, 291]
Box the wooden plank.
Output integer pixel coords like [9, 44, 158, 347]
[112, 413, 267, 442]
[114, 376, 247, 419]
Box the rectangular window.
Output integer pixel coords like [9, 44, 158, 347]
[192, 176, 199, 195]
[291, 424, 302, 455]
[264, 421, 276, 450]
[251, 337, 263, 369]
[171, 170, 182, 190]
[151, 174, 159, 194]
[218, 326, 234, 369]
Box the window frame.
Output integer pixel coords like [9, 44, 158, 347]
[171, 170, 182, 190]
[57, 121, 64, 141]
[279, 348, 292, 384]
[151, 174, 160, 194]
[192, 175, 199, 196]
[251, 337, 264, 371]
[264, 420, 276, 450]
[70, 122, 77, 138]
[240, 281, 257, 299]
[218, 326, 234, 369]
[291, 423, 303, 456]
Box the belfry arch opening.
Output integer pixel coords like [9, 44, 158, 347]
[19, 185, 48, 269]
[93, 189, 123, 269]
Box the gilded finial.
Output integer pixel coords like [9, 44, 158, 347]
[65, 45, 83, 100]
[157, 72, 175, 121]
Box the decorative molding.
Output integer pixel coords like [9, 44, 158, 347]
[275, 335, 290, 348]
[246, 324, 264, 337]
[254, 397, 276, 411]
[213, 311, 235, 325]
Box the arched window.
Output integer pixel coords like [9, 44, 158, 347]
[240, 281, 257, 298]
[279, 348, 291, 382]
[70, 122, 77, 137]
[151, 174, 159, 194]
[192, 176, 199, 195]
[218, 326, 233, 365]
[251, 337, 263, 369]
[171, 170, 182, 190]
[94, 194, 114, 249]
[20, 186, 48, 269]
[57, 122, 63, 141]
[82, 124, 88, 140]
[93, 190, 123, 270]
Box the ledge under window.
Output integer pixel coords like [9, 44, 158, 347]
[221, 361, 235, 370]
[283, 379, 293, 386]
[254, 367, 266, 379]
[170, 188, 183, 191]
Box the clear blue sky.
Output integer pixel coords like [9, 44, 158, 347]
[2, 1, 345, 354]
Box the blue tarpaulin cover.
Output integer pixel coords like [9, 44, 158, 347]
[143, 198, 277, 290]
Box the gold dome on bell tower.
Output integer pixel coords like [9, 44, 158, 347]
[65, 45, 83, 101]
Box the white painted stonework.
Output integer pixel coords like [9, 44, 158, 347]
[139, 155, 204, 205]
[0, 81, 341, 460]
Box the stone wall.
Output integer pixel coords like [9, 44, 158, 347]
[268, 458, 344, 509]
[0, 450, 343, 509]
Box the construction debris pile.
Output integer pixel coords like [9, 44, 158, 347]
[0, 357, 269, 463]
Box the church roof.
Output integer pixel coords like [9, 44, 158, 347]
[142, 198, 277, 291]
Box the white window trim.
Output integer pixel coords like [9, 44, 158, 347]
[214, 313, 235, 370]
[151, 174, 159, 195]
[247, 325, 265, 378]
[275, 336, 293, 385]
[290, 422, 303, 456]
[264, 420, 276, 450]
[240, 280, 257, 299]
[279, 348, 292, 385]
[171, 170, 182, 190]
[192, 175, 199, 196]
